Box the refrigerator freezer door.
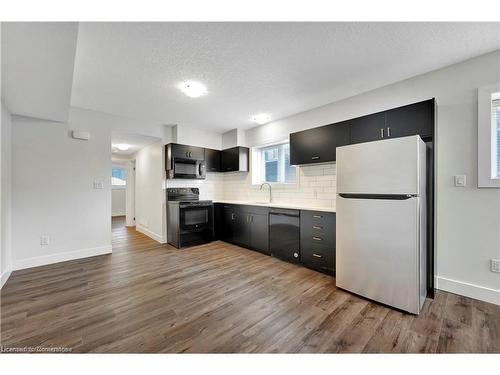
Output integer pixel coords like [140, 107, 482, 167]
[336, 135, 423, 195]
[336, 195, 421, 314]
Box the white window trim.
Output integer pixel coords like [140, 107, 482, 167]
[478, 82, 500, 188]
[112, 165, 127, 188]
[251, 141, 298, 186]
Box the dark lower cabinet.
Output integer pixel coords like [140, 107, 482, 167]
[300, 210, 336, 275]
[216, 203, 269, 255]
[290, 121, 350, 165]
[215, 203, 336, 275]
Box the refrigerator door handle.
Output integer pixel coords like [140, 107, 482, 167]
[338, 193, 415, 200]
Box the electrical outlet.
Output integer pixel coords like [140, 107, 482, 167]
[40, 235, 50, 246]
[491, 259, 500, 273]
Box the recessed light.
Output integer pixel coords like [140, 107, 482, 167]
[179, 80, 207, 98]
[252, 113, 271, 125]
[114, 144, 130, 151]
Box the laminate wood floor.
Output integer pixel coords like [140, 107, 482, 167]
[1, 216, 499, 353]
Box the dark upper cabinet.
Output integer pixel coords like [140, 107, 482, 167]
[349, 112, 386, 144]
[205, 148, 221, 172]
[290, 121, 350, 165]
[385, 99, 435, 140]
[221, 146, 249, 172]
[168, 143, 205, 161]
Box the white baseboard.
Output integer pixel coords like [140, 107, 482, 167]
[13, 245, 113, 271]
[136, 224, 166, 243]
[112, 212, 126, 217]
[1, 268, 12, 289]
[436, 276, 500, 305]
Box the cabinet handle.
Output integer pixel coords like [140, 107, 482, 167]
[312, 236, 323, 241]
[312, 253, 323, 258]
[311, 156, 320, 160]
[312, 225, 323, 230]
[313, 215, 322, 219]
[387, 127, 391, 137]
[231, 213, 235, 220]
[380, 128, 384, 138]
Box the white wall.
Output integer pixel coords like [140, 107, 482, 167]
[10, 110, 112, 270]
[135, 142, 166, 243]
[125, 160, 136, 227]
[1, 102, 13, 288]
[245, 50, 500, 305]
[112, 188, 126, 216]
[174, 124, 223, 150]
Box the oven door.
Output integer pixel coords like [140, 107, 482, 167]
[179, 204, 213, 232]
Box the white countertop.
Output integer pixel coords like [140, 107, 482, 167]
[214, 200, 336, 213]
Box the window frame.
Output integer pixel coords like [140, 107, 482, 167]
[251, 141, 298, 186]
[478, 83, 500, 188]
[111, 166, 127, 189]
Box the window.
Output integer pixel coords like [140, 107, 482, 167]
[112, 167, 126, 186]
[478, 84, 500, 187]
[252, 142, 296, 184]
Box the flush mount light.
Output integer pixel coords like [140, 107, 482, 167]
[252, 113, 271, 125]
[178, 80, 208, 98]
[114, 144, 130, 151]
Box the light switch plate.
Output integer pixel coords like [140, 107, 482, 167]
[93, 181, 104, 189]
[491, 259, 500, 273]
[454, 175, 466, 187]
[40, 235, 50, 246]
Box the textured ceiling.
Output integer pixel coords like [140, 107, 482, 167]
[71, 22, 500, 133]
[111, 132, 160, 155]
[1, 22, 78, 122]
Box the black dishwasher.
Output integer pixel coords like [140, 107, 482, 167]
[269, 208, 300, 263]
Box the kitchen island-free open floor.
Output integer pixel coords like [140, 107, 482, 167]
[1, 217, 498, 353]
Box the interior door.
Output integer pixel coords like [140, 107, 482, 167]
[336, 195, 420, 313]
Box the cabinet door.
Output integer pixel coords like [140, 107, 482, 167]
[249, 213, 269, 254]
[221, 147, 239, 172]
[290, 123, 339, 165]
[222, 206, 236, 243]
[205, 148, 221, 172]
[349, 112, 386, 144]
[233, 208, 251, 248]
[385, 99, 434, 139]
[171, 143, 205, 160]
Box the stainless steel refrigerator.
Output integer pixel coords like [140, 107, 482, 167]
[336, 135, 427, 314]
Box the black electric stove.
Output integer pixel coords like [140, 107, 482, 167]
[166, 188, 214, 248]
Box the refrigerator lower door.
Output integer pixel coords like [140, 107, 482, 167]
[336, 195, 422, 314]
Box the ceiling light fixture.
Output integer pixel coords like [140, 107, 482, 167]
[252, 113, 271, 125]
[179, 80, 208, 98]
[114, 144, 130, 151]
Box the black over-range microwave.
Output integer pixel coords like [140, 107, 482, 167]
[168, 157, 206, 179]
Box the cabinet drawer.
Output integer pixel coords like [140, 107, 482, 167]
[301, 242, 334, 273]
[301, 210, 335, 229]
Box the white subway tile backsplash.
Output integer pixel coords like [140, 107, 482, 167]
[165, 162, 337, 209]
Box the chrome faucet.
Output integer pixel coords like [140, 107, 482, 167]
[260, 183, 272, 203]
